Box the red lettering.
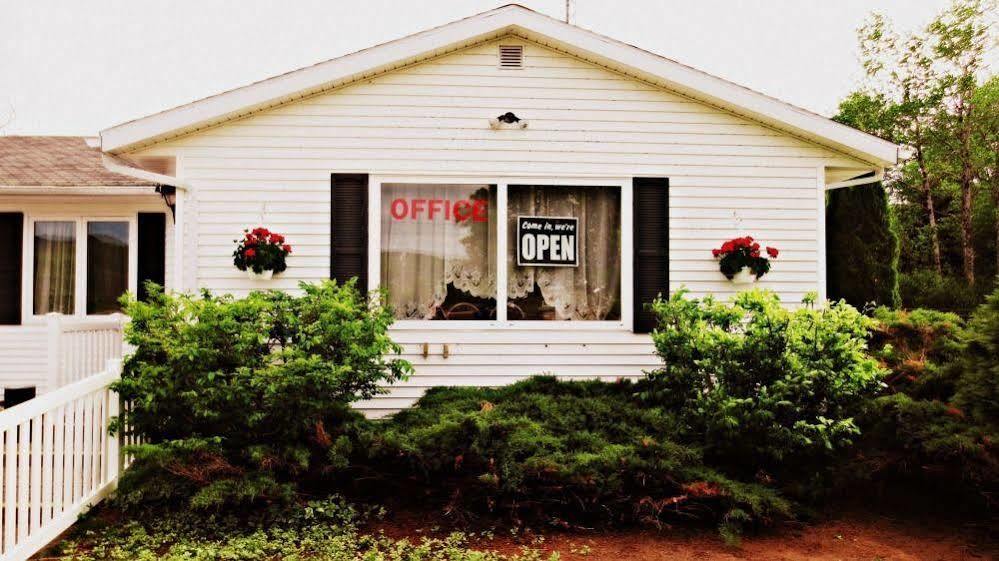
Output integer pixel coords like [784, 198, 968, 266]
[472, 199, 488, 223]
[411, 198, 426, 219]
[428, 199, 443, 220]
[390, 198, 408, 220]
[453, 200, 471, 222]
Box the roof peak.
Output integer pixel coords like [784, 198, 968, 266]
[100, 4, 897, 165]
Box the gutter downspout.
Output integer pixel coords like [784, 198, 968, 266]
[101, 154, 191, 293]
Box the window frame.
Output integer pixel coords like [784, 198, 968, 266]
[369, 175, 633, 331]
[23, 215, 138, 321]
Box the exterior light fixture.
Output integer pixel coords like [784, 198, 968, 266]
[489, 112, 528, 130]
[156, 184, 177, 220]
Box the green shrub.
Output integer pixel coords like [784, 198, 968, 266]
[826, 182, 900, 309]
[949, 288, 999, 426]
[868, 307, 964, 395]
[898, 270, 992, 315]
[848, 296, 999, 513]
[113, 281, 410, 508]
[645, 289, 886, 475]
[366, 377, 791, 536]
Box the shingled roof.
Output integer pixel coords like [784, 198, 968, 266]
[0, 136, 156, 187]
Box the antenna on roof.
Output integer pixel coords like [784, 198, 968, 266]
[565, 0, 574, 24]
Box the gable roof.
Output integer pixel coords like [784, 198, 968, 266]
[0, 136, 156, 187]
[100, 4, 899, 166]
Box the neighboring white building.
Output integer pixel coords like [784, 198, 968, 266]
[1, 5, 898, 414]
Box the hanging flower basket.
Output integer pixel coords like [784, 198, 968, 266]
[711, 236, 778, 284]
[233, 227, 291, 280]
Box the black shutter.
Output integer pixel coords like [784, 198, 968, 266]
[632, 177, 669, 333]
[331, 174, 369, 290]
[0, 213, 23, 325]
[137, 212, 167, 301]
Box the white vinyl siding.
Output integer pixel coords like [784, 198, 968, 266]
[128, 36, 873, 414]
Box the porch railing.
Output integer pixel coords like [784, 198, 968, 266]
[0, 359, 127, 561]
[45, 314, 125, 392]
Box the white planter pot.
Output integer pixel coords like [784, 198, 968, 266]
[247, 269, 274, 281]
[729, 268, 757, 285]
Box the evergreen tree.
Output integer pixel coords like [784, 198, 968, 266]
[827, 183, 900, 308]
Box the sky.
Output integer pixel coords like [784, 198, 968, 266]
[0, 0, 956, 136]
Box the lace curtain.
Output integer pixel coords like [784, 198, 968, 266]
[34, 221, 76, 314]
[508, 185, 621, 321]
[380, 184, 496, 319]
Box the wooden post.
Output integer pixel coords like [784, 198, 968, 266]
[45, 313, 63, 393]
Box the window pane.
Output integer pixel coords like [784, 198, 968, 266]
[508, 185, 621, 321]
[34, 221, 76, 315]
[87, 222, 129, 314]
[381, 184, 497, 320]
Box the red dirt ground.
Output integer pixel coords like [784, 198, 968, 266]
[370, 511, 997, 561]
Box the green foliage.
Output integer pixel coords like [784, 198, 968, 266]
[898, 270, 994, 315]
[113, 281, 411, 508]
[825, 182, 900, 309]
[366, 377, 791, 532]
[848, 295, 999, 513]
[52, 497, 556, 561]
[868, 306, 964, 394]
[949, 288, 999, 426]
[645, 289, 886, 472]
[842, 1, 998, 300]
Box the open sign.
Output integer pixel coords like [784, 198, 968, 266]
[517, 216, 578, 267]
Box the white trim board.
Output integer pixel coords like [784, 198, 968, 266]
[99, 5, 898, 167]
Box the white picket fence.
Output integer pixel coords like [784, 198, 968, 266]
[45, 314, 125, 391]
[0, 359, 127, 561]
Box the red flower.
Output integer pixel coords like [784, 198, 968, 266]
[282, 244, 292, 253]
[269, 233, 285, 244]
[244, 248, 256, 259]
[750, 250, 760, 258]
[766, 246, 779, 258]
[720, 241, 735, 253]
[712, 248, 721, 258]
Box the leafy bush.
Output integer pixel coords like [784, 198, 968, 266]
[868, 307, 964, 394]
[113, 281, 410, 508]
[52, 497, 556, 561]
[849, 298, 998, 513]
[949, 288, 999, 426]
[366, 377, 791, 538]
[898, 270, 992, 315]
[645, 289, 886, 475]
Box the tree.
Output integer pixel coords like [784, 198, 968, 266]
[826, 182, 900, 308]
[856, 12, 947, 274]
[926, 0, 992, 285]
[970, 77, 999, 277]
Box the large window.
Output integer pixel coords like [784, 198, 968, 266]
[31, 218, 134, 317]
[508, 185, 621, 321]
[380, 184, 497, 320]
[377, 180, 626, 325]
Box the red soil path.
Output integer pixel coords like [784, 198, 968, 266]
[371, 511, 996, 561]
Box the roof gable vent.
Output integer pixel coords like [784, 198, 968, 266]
[498, 45, 524, 68]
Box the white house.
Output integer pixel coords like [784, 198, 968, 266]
[1, 5, 898, 414]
